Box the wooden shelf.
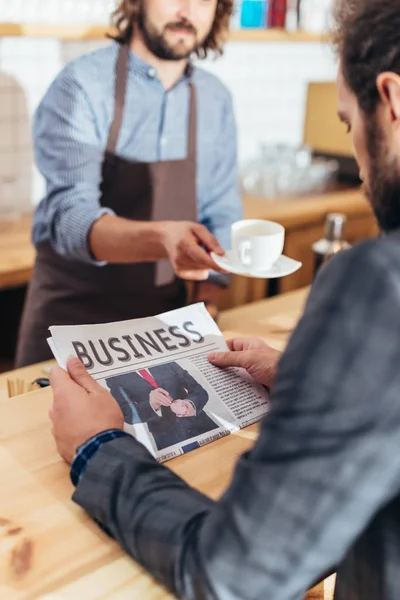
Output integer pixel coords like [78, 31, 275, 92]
[229, 28, 329, 43]
[0, 22, 329, 43]
[0, 23, 111, 40]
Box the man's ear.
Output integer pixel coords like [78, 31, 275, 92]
[377, 72, 400, 122]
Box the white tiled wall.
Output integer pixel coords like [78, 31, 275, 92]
[0, 37, 337, 209]
[201, 41, 337, 158]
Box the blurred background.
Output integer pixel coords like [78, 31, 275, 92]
[0, 0, 339, 210]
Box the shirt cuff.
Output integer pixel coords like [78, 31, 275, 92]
[186, 400, 197, 415]
[70, 429, 129, 487]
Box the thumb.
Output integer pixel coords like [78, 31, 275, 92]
[49, 364, 71, 392]
[208, 351, 248, 370]
[193, 224, 225, 256]
[67, 357, 101, 394]
[177, 269, 209, 281]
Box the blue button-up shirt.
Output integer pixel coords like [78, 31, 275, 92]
[32, 43, 243, 275]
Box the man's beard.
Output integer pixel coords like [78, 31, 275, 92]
[364, 117, 400, 233]
[138, 9, 200, 60]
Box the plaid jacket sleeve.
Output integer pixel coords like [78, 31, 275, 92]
[73, 238, 400, 600]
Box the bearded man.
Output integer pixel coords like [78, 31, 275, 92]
[16, 0, 241, 367]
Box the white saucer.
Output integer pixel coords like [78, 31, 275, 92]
[211, 250, 302, 279]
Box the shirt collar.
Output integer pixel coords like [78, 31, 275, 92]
[126, 46, 194, 83]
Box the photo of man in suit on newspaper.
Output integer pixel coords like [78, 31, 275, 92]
[106, 362, 219, 451]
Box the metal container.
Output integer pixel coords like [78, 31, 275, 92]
[312, 213, 351, 275]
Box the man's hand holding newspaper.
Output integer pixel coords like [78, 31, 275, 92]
[50, 358, 124, 464]
[209, 338, 281, 389]
[48, 303, 271, 463]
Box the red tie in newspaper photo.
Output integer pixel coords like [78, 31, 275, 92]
[138, 369, 159, 389]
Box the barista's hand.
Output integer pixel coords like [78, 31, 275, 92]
[149, 388, 173, 413]
[170, 399, 196, 418]
[161, 222, 225, 281]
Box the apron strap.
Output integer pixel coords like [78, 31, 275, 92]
[106, 43, 130, 155]
[107, 44, 196, 161]
[187, 82, 196, 161]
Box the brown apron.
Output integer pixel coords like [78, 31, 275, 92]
[15, 44, 197, 367]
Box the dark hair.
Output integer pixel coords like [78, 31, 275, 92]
[333, 0, 400, 114]
[109, 0, 233, 58]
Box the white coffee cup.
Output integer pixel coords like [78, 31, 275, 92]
[231, 219, 285, 271]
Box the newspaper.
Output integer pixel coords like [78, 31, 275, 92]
[48, 303, 269, 463]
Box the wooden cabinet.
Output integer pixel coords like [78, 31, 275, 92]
[219, 273, 269, 311]
[280, 211, 378, 293]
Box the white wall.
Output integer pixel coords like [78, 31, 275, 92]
[201, 41, 337, 160]
[0, 37, 337, 209]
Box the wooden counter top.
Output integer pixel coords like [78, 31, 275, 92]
[219, 286, 309, 348]
[0, 287, 334, 599]
[0, 387, 258, 600]
[244, 187, 373, 229]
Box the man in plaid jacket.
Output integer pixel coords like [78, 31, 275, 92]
[49, 0, 400, 598]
